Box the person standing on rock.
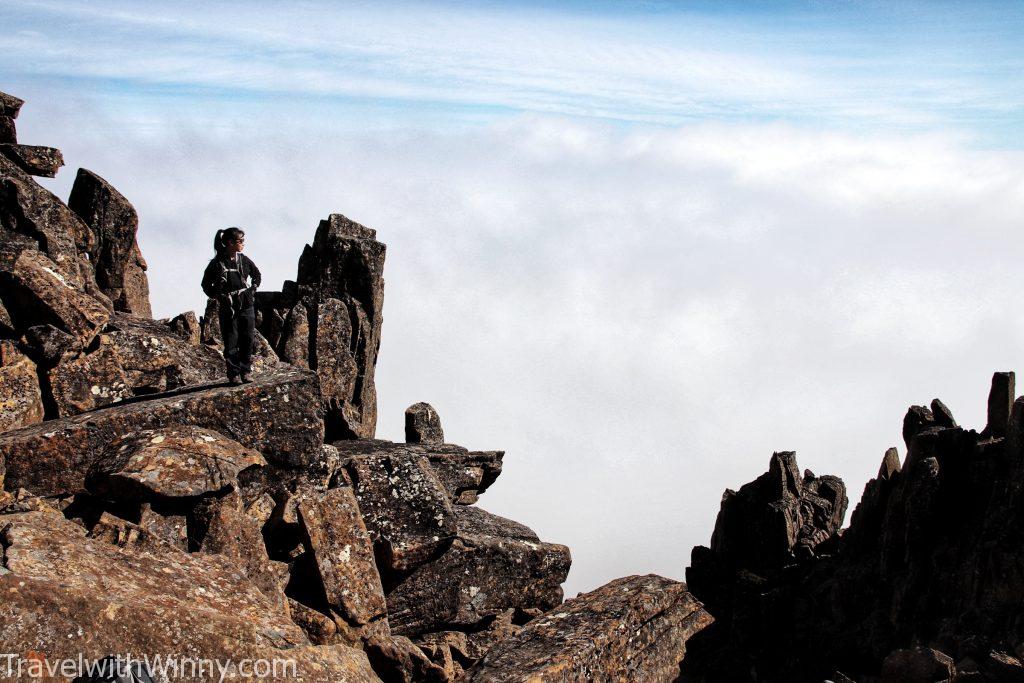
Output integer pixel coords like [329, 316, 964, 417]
[201, 227, 261, 385]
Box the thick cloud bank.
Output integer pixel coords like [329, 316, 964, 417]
[31, 109, 1024, 594]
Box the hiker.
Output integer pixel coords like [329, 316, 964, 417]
[201, 227, 261, 385]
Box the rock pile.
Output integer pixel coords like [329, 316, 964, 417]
[0, 91, 711, 682]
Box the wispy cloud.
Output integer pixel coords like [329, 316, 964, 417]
[3, 0, 1022, 140]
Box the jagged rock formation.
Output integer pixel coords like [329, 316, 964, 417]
[68, 168, 151, 316]
[0, 91, 714, 682]
[682, 371, 1024, 682]
[253, 213, 385, 440]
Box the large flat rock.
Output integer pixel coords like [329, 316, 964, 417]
[0, 509, 380, 682]
[466, 574, 713, 683]
[333, 439, 503, 505]
[0, 367, 324, 496]
[386, 506, 571, 636]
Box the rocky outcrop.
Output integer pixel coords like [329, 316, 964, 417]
[68, 168, 152, 316]
[0, 140, 91, 289]
[466, 574, 713, 682]
[255, 213, 385, 440]
[682, 371, 1024, 682]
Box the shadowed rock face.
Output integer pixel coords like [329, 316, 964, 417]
[466, 574, 713, 683]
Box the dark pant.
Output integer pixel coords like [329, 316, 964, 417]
[219, 306, 255, 377]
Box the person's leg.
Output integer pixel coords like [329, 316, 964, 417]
[219, 307, 241, 380]
[238, 308, 256, 381]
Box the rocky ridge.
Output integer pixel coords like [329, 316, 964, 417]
[0, 92, 710, 682]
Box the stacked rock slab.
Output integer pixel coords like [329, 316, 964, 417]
[254, 213, 385, 440]
[682, 371, 1024, 682]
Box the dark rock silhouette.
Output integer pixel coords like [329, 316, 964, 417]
[682, 372, 1024, 682]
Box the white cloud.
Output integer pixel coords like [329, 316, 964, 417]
[28, 106, 1024, 594]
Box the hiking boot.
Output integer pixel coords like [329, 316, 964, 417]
[228, 374, 242, 386]
[241, 372, 254, 384]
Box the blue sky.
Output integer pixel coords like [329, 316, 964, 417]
[4, 1, 1024, 594]
[3, 0, 1022, 145]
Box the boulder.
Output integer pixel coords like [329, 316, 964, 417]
[48, 337, 132, 415]
[0, 366, 324, 496]
[279, 300, 310, 367]
[364, 634, 448, 683]
[103, 312, 223, 394]
[67, 168, 152, 315]
[0, 154, 92, 285]
[122, 240, 152, 317]
[342, 447, 458, 576]
[21, 323, 77, 363]
[0, 91, 23, 118]
[297, 486, 388, 626]
[333, 438, 503, 506]
[406, 402, 444, 445]
[425, 445, 503, 505]
[190, 491, 290, 609]
[0, 510, 380, 681]
[386, 506, 571, 636]
[0, 341, 44, 433]
[0, 246, 108, 346]
[466, 575, 713, 683]
[0, 143, 64, 177]
[86, 425, 265, 501]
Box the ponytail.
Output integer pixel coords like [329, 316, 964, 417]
[213, 229, 226, 256]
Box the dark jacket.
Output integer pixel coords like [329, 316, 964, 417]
[201, 253, 262, 313]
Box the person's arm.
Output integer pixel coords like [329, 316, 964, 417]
[200, 260, 220, 299]
[245, 255, 262, 289]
